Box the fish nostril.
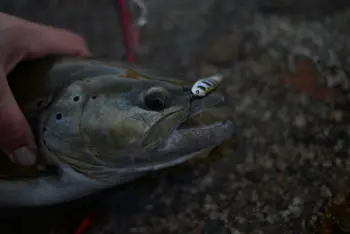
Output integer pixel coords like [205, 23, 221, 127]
[73, 96, 80, 102]
[91, 95, 97, 100]
[55, 113, 62, 120]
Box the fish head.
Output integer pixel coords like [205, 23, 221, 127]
[0, 58, 236, 207]
[19, 59, 236, 183]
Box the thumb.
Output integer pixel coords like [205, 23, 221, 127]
[0, 69, 36, 166]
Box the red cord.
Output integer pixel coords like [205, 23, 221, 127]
[116, 0, 135, 63]
[74, 216, 91, 234]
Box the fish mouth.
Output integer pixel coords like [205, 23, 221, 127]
[159, 92, 235, 152]
[180, 92, 233, 129]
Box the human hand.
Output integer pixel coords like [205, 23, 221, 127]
[0, 12, 91, 166]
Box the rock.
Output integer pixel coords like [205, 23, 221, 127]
[230, 228, 242, 234]
[251, 190, 259, 202]
[294, 114, 307, 128]
[263, 158, 274, 169]
[322, 161, 332, 168]
[320, 185, 332, 198]
[204, 32, 241, 65]
[331, 110, 343, 122]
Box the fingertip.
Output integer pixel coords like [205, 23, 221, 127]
[0, 108, 35, 151]
[22, 25, 92, 60]
[0, 71, 37, 164]
[8, 146, 36, 166]
[42, 27, 92, 57]
[79, 47, 92, 57]
[0, 110, 37, 166]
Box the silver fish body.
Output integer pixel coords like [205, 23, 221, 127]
[1, 57, 235, 207]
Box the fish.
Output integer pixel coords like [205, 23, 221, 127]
[0, 56, 235, 207]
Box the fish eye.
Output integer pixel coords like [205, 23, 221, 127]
[144, 87, 169, 111]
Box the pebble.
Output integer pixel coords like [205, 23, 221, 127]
[230, 228, 242, 234]
[320, 185, 332, 198]
[335, 157, 342, 166]
[333, 193, 346, 205]
[331, 110, 343, 122]
[294, 114, 307, 128]
[322, 161, 332, 168]
[266, 214, 278, 224]
[333, 140, 344, 152]
[263, 158, 274, 169]
[276, 159, 287, 171]
[291, 197, 303, 216]
[235, 216, 246, 224]
[251, 190, 259, 202]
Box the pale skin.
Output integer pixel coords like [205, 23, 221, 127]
[0, 12, 91, 166]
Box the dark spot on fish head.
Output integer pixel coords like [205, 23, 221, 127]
[73, 96, 80, 102]
[55, 113, 62, 120]
[37, 100, 43, 107]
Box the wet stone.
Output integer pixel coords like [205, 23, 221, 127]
[294, 114, 307, 128]
[331, 109, 344, 122]
[203, 219, 225, 234]
[322, 161, 332, 169]
[320, 185, 332, 198]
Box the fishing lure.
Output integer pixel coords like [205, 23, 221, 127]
[191, 74, 223, 97]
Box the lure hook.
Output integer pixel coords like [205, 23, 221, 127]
[132, 0, 148, 27]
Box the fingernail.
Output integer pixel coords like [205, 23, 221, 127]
[9, 146, 36, 166]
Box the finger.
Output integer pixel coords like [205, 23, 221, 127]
[0, 25, 91, 74]
[0, 69, 36, 166]
[23, 25, 91, 59]
[0, 12, 91, 58]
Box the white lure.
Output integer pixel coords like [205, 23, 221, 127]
[191, 74, 223, 97]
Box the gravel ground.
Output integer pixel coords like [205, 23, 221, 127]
[1, 1, 350, 234]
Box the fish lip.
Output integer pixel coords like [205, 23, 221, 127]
[178, 107, 234, 130]
[159, 118, 235, 154]
[141, 91, 232, 149]
[177, 91, 230, 129]
[168, 92, 235, 148]
[188, 92, 227, 116]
